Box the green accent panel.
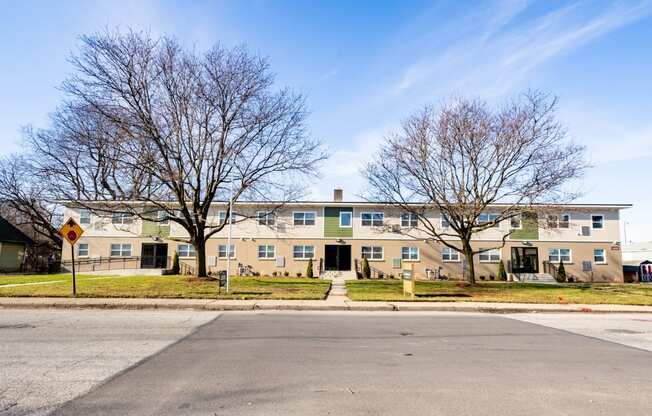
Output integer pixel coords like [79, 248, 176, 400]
[141, 211, 170, 238]
[0, 242, 25, 272]
[324, 207, 353, 238]
[510, 212, 539, 240]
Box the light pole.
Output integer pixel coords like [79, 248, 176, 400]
[225, 181, 234, 293]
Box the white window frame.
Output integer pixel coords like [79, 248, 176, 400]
[339, 211, 352, 228]
[293, 245, 315, 260]
[442, 247, 460, 262]
[361, 212, 384, 227]
[593, 248, 607, 264]
[478, 248, 501, 263]
[477, 213, 500, 228]
[591, 214, 604, 230]
[157, 210, 169, 225]
[111, 212, 133, 225]
[217, 244, 236, 259]
[78, 243, 89, 257]
[441, 214, 451, 229]
[110, 243, 132, 257]
[510, 214, 522, 230]
[401, 246, 419, 261]
[79, 209, 91, 225]
[361, 246, 384, 261]
[257, 211, 276, 226]
[293, 211, 316, 226]
[548, 248, 572, 263]
[177, 244, 196, 258]
[216, 210, 235, 225]
[401, 212, 418, 228]
[258, 244, 276, 259]
[547, 213, 570, 229]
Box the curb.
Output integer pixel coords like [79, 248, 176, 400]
[0, 298, 651, 313]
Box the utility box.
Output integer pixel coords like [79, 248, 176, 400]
[402, 263, 415, 299]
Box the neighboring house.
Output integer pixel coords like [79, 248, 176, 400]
[622, 242, 652, 264]
[60, 189, 630, 282]
[0, 216, 33, 272]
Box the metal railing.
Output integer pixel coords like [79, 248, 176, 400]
[353, 258, 386, 279]
[61, 256, 172, 273]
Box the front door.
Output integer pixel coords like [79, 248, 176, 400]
[511, 247, 539, 273]
[141, 243, 168, 268]
[324, 245, 351, 271]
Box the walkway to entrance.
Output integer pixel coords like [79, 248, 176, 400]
[322, 270, 356, 302]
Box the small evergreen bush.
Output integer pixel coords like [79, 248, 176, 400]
[557, 260, 567, 283]
[172, 251, 180, 275]
[498, 260, 507, 281]
[361, 257, 371, 279]
[306, 258, 314, 278]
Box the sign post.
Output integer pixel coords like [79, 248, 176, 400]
[59, 218, 84, 297]
[402, 263, 415, 299]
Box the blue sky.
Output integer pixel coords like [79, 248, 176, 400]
[1, 0, 651, 241]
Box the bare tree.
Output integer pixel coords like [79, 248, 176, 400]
[27, 30, 326, 277]
[363, 91, 587, 284]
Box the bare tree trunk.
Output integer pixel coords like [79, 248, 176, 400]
[462, 239, 476, 285]
[194, 239, 208, 278]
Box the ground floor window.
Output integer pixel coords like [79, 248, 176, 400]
[361, 246, 383, 260]
[110, 243, 132, 257]
[479, 248, 500, 262]
[548, 248, 571, 263]
[593, 248, 606, 264]
[401, 246, 419, 261]
[78, 243, 89, 257]
[218, 244, 235, 259]
[442, 247, 460, 262]
[258, 244, 275, 259]
[293, 245, 315, 259]
[177, 244, 195, 258]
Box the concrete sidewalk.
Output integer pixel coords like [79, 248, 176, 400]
[1, 296, 651, 313]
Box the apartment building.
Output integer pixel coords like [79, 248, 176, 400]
[61, 190, 630, 282]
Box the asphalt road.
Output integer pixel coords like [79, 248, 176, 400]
[24, 311, 649, 416]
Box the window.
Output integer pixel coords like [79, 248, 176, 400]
[110, 243, 132, 257]
[177, 244, 195, 258]
[548, 248, 571, 263]
[293, 212, 316, 226]
[401, 246, 419, 261]
[218, 244, 235, 259]
[361, 212, 384, 226]
[111, 212, 133, 225]
[479, 248, 501, 262]
[158, 210, 169, 225]
[258, 244, 275, 259]
[442, 247, 460, 262]
[591, 215, 604, 229]
[293, 245, 315, 259]
[257, 211, 275, 226]
[339, 211, 352, 228]
[477, 213, 500, 227]
[547, 214, 570, 229]
[78, 243, 89, 257]
[593, 248, 606, 264]
[361, 246, 383, 260]
[217, 210, 235, 225]
[441, 214, 451, 228]
[79, 209, 91, 225]
[510, 215, 522, 229]
[401, 212, 418, 227]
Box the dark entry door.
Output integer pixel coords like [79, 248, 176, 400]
[141, 243, 168, 268]
[324, 245, 351, 271]
[511, 247, 539, 273]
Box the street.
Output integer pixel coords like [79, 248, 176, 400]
[1, 310, 651, 415]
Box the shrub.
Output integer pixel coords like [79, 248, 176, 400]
[171, 251, 180, 275]
[297, 272, 302, 277]
[498, 260, 507, 281]
[283, 271, 289, 277]
[272, 271, 278, 277]
[306, 258, 314, 278]
[557, 260, 567, 283]
[361, 257, 371, 279]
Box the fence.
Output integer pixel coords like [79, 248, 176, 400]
[61, 256, 172, 273]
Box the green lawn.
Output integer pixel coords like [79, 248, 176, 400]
[0, 274, 331, 300]
[346, 280, 652, 305]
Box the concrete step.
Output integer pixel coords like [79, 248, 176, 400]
[509, 273, 558, 284]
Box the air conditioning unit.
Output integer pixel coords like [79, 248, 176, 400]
[391, 224, 401, 233]
[207, 256, 217, 267]
[580, 226, 591, 237]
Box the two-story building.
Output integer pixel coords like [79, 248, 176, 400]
[61, 189, 630, 282]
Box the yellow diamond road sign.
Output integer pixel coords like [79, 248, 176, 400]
[59, 217, 84, 245]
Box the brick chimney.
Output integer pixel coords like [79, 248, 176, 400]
[333, 188, 343, 202]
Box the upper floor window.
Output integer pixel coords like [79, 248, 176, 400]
[293, 212, 316, 226]
[79, 209, 91, 225]
[293, 245, 315, 259]
[593, 248, 606, 264]
[177, 244, 195, 258]
[548, 248, 571, 263]
[401, 212, 418, 228]
[110, 243, 132, 257]
[257, 211, 275, 226]
[401, 246, 419, 261]
[441, 214, 451, 228]
[217, 210, 235, 225]
[361, 246, 383, 260]
[510, 215, 522, 229]
[477, 213, 500, 228]
[478, 248, 501, 262]
[158, 210, 169, 225]
[442, 247, 460, 262]
[547, 214, 570, 229]
[258, 244, 276, 259]
[111, 212, 133, 225]
[339, 211, 352, 228]
[218, 244, 235, 259]
[78, 243, 89, 257]
[361, 212, 384, 227]
[591, 215, 604, 229]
